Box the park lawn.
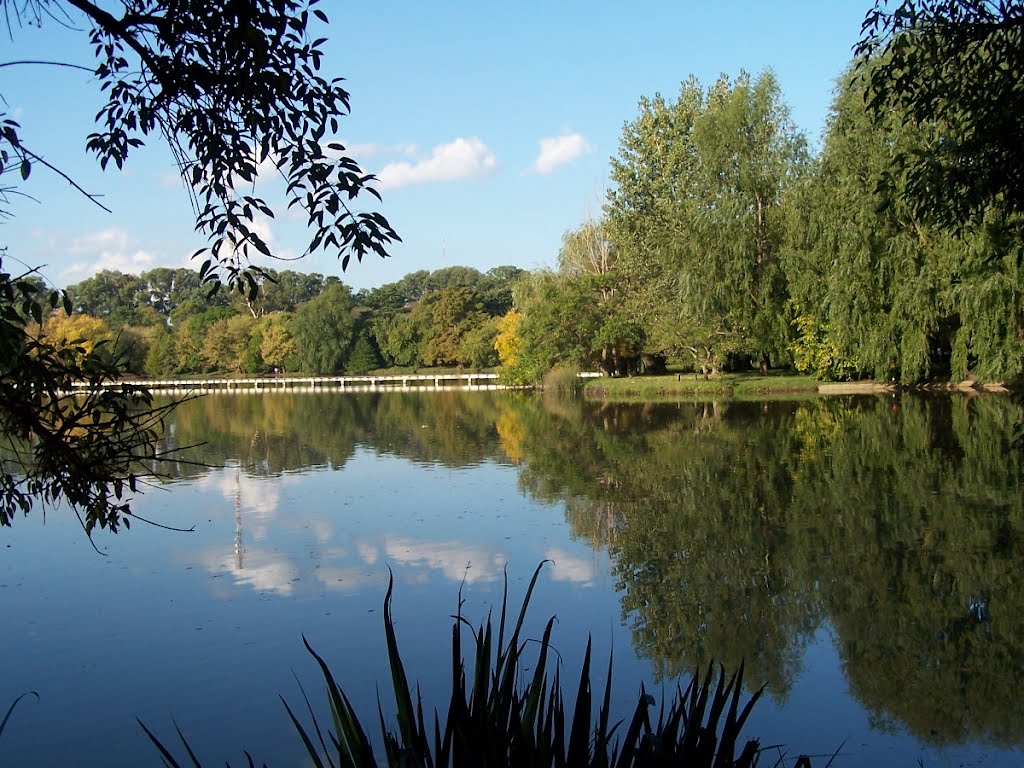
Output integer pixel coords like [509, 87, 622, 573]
[583, 370, 822, 401]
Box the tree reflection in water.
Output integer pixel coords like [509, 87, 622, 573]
[156, 390, 1024, 747]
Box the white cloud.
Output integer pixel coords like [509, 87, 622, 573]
[534, 133, 592, 175]
[383, 535, 506, 583]
[60, 227, 157, 281]
[196, 468, 282, 523]
[341, 142, 418, 160]
[196, 546, 299, 596]
[377, 138, 498, 190]
[544, 548, 597, 585]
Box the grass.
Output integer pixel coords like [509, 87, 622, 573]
[542, 363, 584, 396]
[584, 371, 824, 402]
[0, 692, 38, 745]
[143, 563, 813, 767]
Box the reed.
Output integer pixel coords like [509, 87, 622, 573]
[143, 563, 797, 767]
[541, 364, 584, 396]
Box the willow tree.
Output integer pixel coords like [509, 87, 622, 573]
[606, 71, 808, 373]
[857, 0, 1024, 228]
[786, 63, 1024, 383]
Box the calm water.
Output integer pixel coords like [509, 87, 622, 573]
[2, 391, 1023, 766]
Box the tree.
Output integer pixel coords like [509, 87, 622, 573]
[856, 0, 1024, 227]
[558, 218, 616, 280]
[259, 312, 297, 372]
[144, 323, 175, 376]
[504, 272, 602, 383]
[607, 71, 808, 373]
[290, 283, 356, 373]
[0, 0, 397, 534]
[1, 0, 398, 288]
[784, 62, 1024, 382]
[66, 271, 147, 327]
[419, 286, 489, 367]
[173, 305, 237, 373]
[346, 330, 381, 374]
[41, 309, 113, 360]
[199, 314, 257, 373]
[374, 311, 421, 368]
[0, 259, 174, 534]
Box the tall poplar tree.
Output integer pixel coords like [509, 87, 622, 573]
[607, 71, 807, 373]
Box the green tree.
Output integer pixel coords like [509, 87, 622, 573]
[785, 63, 1024, 382]
[290, 283, 356, 373]
[607, 71, 808, 373]
[506, 272, 602, 383]
[259, 312, 297, 373]
[857, 0, 1024, 227]
[199, 314, 257, 373]
[457, 316, 499, 369]
[0, 0, 397, 532]
[140, 267, 220, 320]
[346, 330, 381, 374]
[173, 306, 238, 373]
[144, 324, 176, 376]
[65, 271, 147, 328]
[374, 311, 421, 367]
[419, 286, 490, 367]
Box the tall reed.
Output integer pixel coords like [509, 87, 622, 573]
[144, 563, 796, 767]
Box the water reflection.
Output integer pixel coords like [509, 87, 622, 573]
[153, 391, 1024, 750]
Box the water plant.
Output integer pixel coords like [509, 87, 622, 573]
[143, 563, 788, 767]
[0, 692, 38, 745]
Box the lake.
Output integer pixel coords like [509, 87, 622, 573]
[2, 390, 1023, 766]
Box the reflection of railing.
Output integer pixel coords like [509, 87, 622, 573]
[64, 372, 601, 394]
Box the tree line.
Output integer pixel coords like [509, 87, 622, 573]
[44, 55, 1024, 387]
[46, 264, 525, 377]
[500, 55, 1024, 385]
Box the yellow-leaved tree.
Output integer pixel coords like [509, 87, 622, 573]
[494, 308, 524, 379]
[42, 310, 113, 359]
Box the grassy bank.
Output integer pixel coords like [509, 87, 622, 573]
[584, 371, 829, 401]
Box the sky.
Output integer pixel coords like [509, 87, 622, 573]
[2, 1, 870, 291]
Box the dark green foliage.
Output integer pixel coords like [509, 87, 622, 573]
[290, 283, 357, 374]
[784, 61, 1024, 383]
[0, 256, 180, 534]
[346, 331, 382, 374]
[144, 564, 773, 767]
[856, 0, 1024, 227]
[144, 324, 176, 376]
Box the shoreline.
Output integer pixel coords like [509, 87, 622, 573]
[584, 376, 1015, 401]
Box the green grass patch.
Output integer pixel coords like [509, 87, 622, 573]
[584, 370, 821, 401]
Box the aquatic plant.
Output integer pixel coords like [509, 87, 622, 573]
[143, 563, 788, 767]
[0, 692, 38, 745]
[541, 364, 584, 397]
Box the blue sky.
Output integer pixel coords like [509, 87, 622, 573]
[3, 1, 869, 291]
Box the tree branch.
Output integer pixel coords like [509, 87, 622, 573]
[20, 146, 112, 213]
[62, 0, 169, 90]
[0, 59, 93, 72]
